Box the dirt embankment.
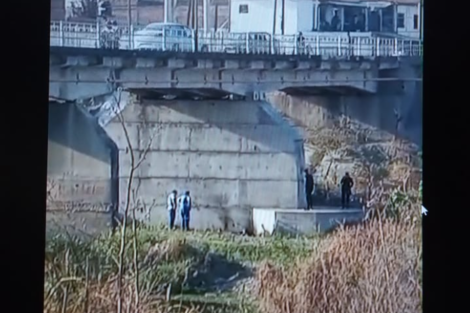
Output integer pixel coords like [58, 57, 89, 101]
[267, 92, 422, 200]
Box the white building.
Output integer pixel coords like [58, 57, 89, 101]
[395, 0, 421, 38]
[229, 0, 314, 35]
[229, 0, 422, 39]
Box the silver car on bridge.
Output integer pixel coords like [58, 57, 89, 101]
[121, 22, 194, 51]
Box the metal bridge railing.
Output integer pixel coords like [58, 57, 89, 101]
[49, 21, 423, 57]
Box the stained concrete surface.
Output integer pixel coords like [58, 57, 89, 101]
[265, 65, 422, 199]
[105, 100, 305, 232]
[46, 211, 113, 237]
[47, 58, 421, 235]
[47, 102, 117, 234]
[268, 65, 422, 146]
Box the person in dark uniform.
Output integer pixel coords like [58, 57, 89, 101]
[340, 172, 354, 209]
[304, 169, 314, 210]
[297, 31, 306, 54]
[352, 14, 362, 32]
[179, 191, 192, 231]
[331, 10, 341, 31]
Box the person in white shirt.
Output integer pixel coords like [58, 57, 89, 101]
[167, 190, 178, 229]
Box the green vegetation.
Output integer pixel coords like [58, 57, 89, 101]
[45, 188, 422, 313]
[44, 227, 319, 313]
[45, 189, 421, 313]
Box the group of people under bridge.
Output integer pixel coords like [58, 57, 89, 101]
[165, 170, 354, 231]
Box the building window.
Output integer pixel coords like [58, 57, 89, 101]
[413, 14, 418, 29]
[397, 13, 405, 28]
[382, 6, 395, 33]
[239, 4, 248, 14]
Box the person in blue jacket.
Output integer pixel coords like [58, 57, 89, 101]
[179, 191, 192, 231]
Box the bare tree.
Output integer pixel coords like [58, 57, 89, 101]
[112, 88, 157, 313]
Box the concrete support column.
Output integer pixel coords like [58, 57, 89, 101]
[103, 99, 304, 231]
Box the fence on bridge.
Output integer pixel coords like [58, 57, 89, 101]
[50, 21, 423, 57]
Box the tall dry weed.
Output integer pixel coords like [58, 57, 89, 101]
[256, 210, 422, 313]
[43, 236, 202, 313]
[44, 266, 202, 313]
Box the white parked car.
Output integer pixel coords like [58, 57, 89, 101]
[132, 22, 194, 51]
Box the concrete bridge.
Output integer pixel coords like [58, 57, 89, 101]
[47, 46, 422, 235]
[50, 46, 421, 101]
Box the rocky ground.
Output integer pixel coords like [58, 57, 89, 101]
[305, 121, 421, 197]
[267, 92, 422, 203]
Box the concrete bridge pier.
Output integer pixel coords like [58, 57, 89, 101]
[102, 95, 307, 233]
[46, 100, 118, 236]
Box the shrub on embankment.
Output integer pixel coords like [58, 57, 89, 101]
[255, 201, 422, 313]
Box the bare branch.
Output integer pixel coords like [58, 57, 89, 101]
[131, 204, 140, 311]
[133, 127, 158, 170]
[111, 89, 158, 313]
[111, 88, 133, 313]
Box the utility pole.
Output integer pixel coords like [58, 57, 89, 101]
[128, 0, 132, 47]
[165, 0, 174, 23]
[187, 0, 192, 26]
[272, 0, 278, 36]
[164, 0, 169, 23]
[190, 0, 196, 28]
[128, 0, 132, 26]
[419, 0, 423, 41]
[203, 0, 209, 33]
[195, 0, 199, 51]
[194, 0, 199, 29]
[281, 0, 285, 35]
[214, 4, 219, 32]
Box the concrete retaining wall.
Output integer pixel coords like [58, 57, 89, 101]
[105, 99, 305, 232]
[253, 208, 365, 235]
[46, 211, 113, 237]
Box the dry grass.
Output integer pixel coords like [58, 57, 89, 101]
[255, 206, 422, 313]
[44, 197, 422, 313]
[43, 229, 315, 313]
[43, 236, 202, 313]
[43, 276, 201, 313]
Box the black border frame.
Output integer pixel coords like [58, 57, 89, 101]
[3, 0, 458, 312]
